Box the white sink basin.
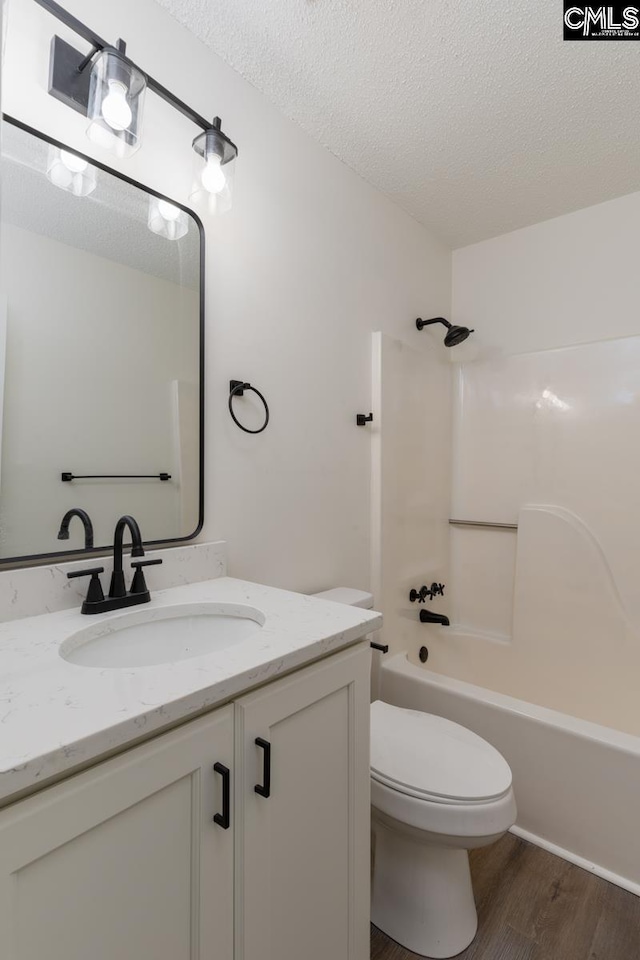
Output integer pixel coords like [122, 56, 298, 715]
[60, 602, 265, 668]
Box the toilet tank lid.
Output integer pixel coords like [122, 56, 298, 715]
[311, 587, 374, 609]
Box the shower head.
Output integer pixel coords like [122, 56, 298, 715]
[444, 325, 473, 347]
[416, 317, 474, 347]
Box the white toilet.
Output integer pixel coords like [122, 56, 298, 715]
[370, 700, 516, 958]
[312, 588, 517, 960]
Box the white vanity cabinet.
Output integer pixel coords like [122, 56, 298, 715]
[0, 643, 370, 960]
[235, 643, 371, 960]
[0, 703, 235, 960]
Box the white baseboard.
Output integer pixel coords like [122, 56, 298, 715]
[509, 826, 640, 898]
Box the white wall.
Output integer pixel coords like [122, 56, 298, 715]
[444, 191, 640, 735]
[1, 0, 450, 593]
[0, 222, 199, 557]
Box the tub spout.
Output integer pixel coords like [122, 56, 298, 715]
[420, 609, 450, 626]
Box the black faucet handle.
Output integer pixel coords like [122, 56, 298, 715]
[67, 566, 105, 579]
[410, 586, 432, 603]
[130, 558, 162, 596]
[67, 567, 105, 604]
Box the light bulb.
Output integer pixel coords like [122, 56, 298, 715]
[157, 200, 181, 221]
[60, 150, 88, 174]
[101, 80, 133, 132]
[201, 154, 226, 194]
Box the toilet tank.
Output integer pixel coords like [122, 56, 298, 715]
[311, 588, 382, 700]
[311, 587, 374, 609]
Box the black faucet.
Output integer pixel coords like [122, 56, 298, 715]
[420, 609, 450, 626]
[67, 515, 162, 615]
[110, 515, 145, 598]
[57, 508, 94, 550]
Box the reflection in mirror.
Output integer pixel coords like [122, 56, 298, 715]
[0, 118, 203, 563]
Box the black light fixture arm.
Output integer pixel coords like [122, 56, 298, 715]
[33, 0, 103, 51]
[76, 44, 101, 74]
[32, 0, 236, 146]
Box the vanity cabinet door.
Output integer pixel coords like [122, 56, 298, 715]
[234, 643, 371, 960]
[0, 705, 234, 960]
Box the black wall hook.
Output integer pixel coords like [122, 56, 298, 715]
[357, 413, 373, 426]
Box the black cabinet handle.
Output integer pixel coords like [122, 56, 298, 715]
[254, 737, 271, 798]
[213, 762, 230, 829]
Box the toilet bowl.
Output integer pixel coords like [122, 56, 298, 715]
[370, 700, 516, 959]
[310, 588, 516, 959]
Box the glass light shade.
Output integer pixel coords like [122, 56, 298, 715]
[148, 196, 190, 241]
[87, 49, 146, 158]
[190, 126, 237, 215]
[46, 146, 97, 197]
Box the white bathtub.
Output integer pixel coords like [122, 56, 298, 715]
[380, 653, 640, 895]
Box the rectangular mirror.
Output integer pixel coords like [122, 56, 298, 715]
[0, 116, 204, 565]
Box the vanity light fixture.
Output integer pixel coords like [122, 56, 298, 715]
[86, 42, 146, 158]
[36, 0, 238, 211]
[147, 196, 190, 241]
[46, 145, 97, 196]
[190, 118, 237, 215]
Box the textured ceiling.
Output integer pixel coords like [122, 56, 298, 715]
[152, 0, 640, 247]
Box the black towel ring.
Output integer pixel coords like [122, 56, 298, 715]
[228, 380, 270, 434]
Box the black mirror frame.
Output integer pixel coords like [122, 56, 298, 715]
[0, 113, 205, 568]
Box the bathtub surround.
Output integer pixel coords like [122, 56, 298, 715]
[444, 193, 640, 739]
[444, 502, 640, 736]
[1, 0, 450, 595]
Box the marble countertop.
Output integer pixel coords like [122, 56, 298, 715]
[0, 577, 381, 806]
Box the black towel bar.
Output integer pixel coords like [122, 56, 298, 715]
[61, 472, 171, 482]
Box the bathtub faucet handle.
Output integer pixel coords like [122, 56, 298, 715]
[410, 586, 430, 604]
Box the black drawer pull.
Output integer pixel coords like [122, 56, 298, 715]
[254, 737, 271, 798]
[213, 763, 230, 829]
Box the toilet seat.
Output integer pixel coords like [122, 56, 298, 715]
[371, 701, 513, 805]
[370, 702, 517, 841]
